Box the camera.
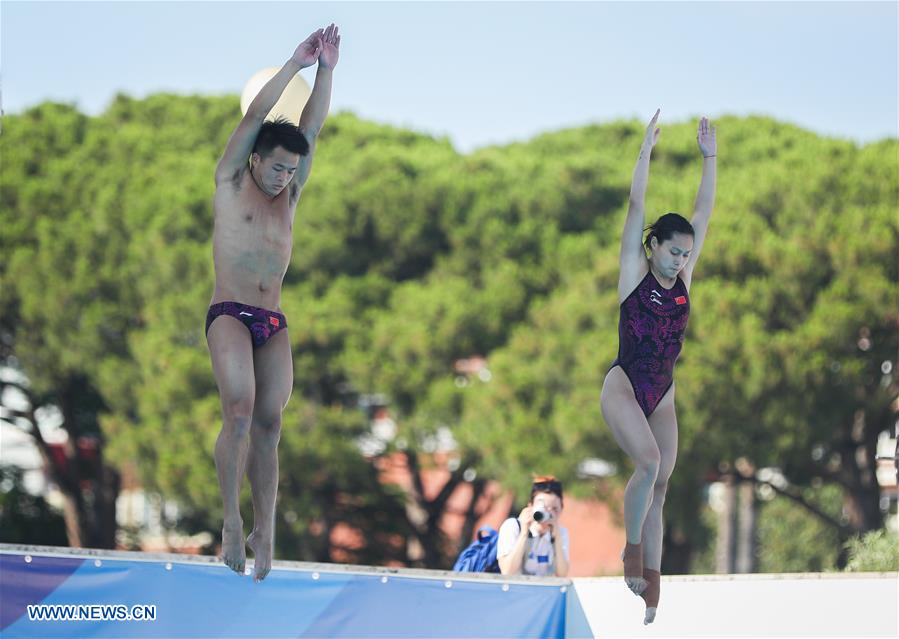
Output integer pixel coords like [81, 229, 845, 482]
[533, 506, 553, 523]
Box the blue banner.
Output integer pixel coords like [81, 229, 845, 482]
[0, 549, 567, 638]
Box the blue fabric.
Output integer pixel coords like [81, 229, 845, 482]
[301, 574, 567, 638]
[452, 526, 501, 573]
[0, 550, 567, 638]
[0, 554, 84, 632]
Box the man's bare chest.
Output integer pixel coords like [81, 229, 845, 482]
[215, 180, 295, 249]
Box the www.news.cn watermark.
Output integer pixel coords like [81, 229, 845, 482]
[27, 604, 156, 622]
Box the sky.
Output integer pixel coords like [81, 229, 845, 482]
[2, 1, 897, 151]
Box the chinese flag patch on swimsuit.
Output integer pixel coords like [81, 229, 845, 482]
[269, 316, 280, 327]
[675, 296, 687, 305]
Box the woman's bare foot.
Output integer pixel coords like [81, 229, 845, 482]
[622, 542, 647, 594]
[641, 568, 660, 625]
[247, 529, 273, 582]
[221, 520, 246, 575]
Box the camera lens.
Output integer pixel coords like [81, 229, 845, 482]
[533, 507, 550, 522]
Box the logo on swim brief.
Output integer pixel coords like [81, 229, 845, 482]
[675, 296, 687, 305]
[239, 311, 253, 317]
[269, 316, 280, 327]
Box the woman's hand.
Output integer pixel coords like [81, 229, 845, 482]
[517, 506, 535, 529]
[697, 116, 716, 158]
[642, 108, 661, 150]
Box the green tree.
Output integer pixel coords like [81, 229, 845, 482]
[0, 465, 68, 546]
[845, 530, 899, 572]
[3, 98, 895, 575]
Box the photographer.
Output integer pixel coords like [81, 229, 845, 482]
[497, 476, 570, 577]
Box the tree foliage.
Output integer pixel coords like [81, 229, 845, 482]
[2, 97, 896, 570]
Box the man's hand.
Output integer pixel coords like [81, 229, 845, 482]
[697, 116, 716, 158]
[319, 23, 341, 70]
[291, 29, 324, 68]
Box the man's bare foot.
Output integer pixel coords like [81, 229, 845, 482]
[247, 529, 273, 582]
[221, 520, 246, 575]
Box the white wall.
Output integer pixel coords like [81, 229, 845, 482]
[567, 573, 898, 638]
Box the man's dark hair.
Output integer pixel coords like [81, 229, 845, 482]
[252, 117, 310, 157]
[644, 212, 694, 250]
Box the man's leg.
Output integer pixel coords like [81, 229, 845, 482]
[246, 328, 293, 581]
[207, 316, 256, 575]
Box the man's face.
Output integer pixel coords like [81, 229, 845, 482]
[252, 146, 300, 196]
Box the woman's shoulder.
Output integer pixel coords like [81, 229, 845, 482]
[499, 517, 521, 532]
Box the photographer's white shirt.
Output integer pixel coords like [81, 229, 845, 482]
[496, 518, 570, 577]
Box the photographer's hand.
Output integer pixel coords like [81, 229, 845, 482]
[499, 508, 533, 576]
[517, 506, 535, 528]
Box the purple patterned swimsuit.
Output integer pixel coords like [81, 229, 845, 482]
[205, 301, 287, 349]
[611, 271, 690, 417]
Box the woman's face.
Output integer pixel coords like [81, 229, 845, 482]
[650, 232, 694, 279]
[531, 492, 563, 534]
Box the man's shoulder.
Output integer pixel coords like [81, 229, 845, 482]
[215, 165, 249, 193]
[288, 180, 303, 203]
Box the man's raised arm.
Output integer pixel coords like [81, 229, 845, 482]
[293, 23, 340, 188]
[214, 29, 324, 184]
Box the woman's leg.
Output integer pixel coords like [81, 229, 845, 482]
[601, 366, 661, 594]
[640, 385, 679, 624]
